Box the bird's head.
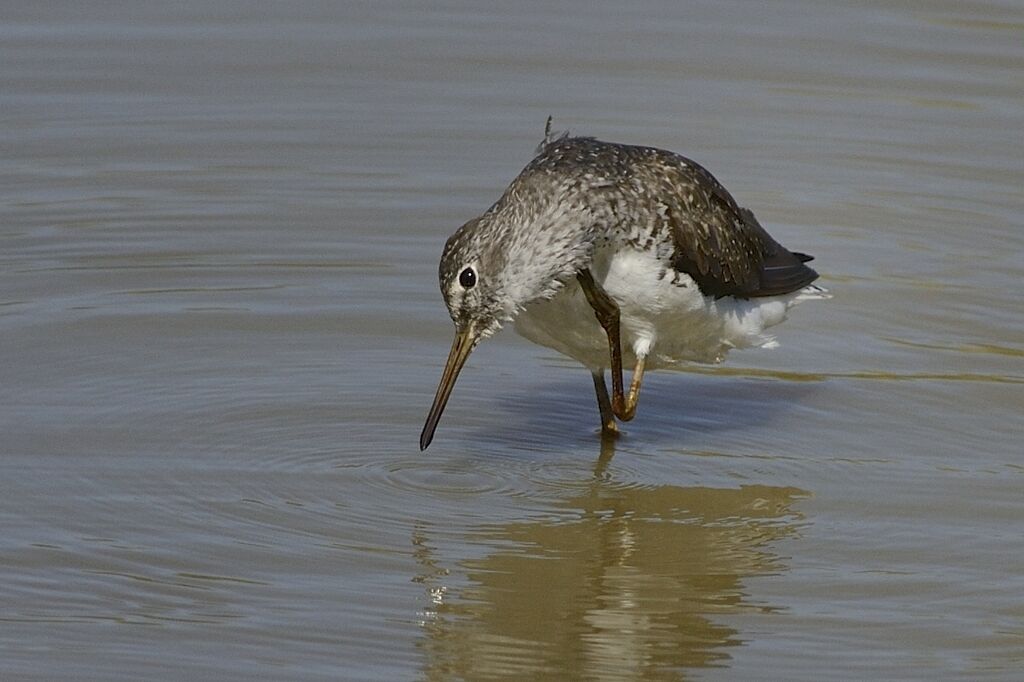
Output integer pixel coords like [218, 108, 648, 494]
[419, 179, 595, 450]
[419, 215, 514, 450]
[437, 217, 510, 341]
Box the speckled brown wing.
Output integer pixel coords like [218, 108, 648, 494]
[661, 157, 818, 299]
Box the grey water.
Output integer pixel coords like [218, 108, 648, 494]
[2, 1, 1022, 679]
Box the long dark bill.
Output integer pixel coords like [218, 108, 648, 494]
[420, 325, 478, 451]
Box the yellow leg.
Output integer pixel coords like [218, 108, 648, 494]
[617, 354, 646, 421]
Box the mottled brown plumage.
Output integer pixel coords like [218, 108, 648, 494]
[522, 134, 818, 300]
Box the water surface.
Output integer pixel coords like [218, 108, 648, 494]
[2, 1, 1022, 679]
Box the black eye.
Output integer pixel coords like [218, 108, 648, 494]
[458, 267, 476, 289]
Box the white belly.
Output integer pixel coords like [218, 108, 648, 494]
[513, 247, 825, 371]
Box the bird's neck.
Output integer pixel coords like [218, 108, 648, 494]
[496, 203, 596, 313]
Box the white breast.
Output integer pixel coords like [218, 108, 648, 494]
[513, 246, 826, 371]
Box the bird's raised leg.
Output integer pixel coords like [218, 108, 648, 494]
[577, 270, 647, 422]
[621, 355, 646, 421]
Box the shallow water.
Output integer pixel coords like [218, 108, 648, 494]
[2, 1, 1022, 680]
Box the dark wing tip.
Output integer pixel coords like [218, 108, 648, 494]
[736, 208, 819, 297]
[754, 250, 819, 297]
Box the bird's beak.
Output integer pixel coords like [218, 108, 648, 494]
[420, 324, 480, 450]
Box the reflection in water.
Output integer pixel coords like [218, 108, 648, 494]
[413, 442, 809, 679]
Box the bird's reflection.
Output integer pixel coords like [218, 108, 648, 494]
[412, 439, 809, 680]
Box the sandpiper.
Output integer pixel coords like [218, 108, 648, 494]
[420, 120, 828, 450]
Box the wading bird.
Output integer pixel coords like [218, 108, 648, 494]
[421, 121, 827, 450]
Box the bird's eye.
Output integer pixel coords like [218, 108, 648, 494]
[458, 267, 477, 289]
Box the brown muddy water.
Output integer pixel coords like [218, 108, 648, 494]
[2, 2, 1022, 680]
